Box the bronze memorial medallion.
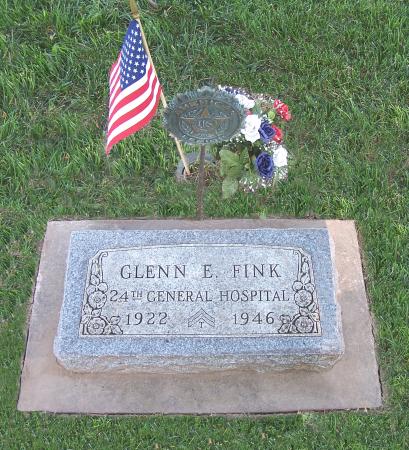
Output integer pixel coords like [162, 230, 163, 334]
[163, 86, 245, 145]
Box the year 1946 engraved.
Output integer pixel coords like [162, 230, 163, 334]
[125, 312, 168, 326]
[233, 312, 275, 325]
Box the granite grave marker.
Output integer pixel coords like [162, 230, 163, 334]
[54, 227, 344, 372]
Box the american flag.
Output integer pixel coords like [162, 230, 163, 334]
[106, 20, 161, 154]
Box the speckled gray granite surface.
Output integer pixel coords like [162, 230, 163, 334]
[54, 228, 344, 372]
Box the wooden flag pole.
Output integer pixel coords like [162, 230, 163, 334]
[129, 0, 191, 175]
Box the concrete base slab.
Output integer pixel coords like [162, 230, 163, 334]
[18, 219, 382, 414]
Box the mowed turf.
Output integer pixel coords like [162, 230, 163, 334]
[0, 0, 408, 448]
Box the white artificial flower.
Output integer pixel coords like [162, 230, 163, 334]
[273, 145, 288, 167]
[241, 114, 262, 143]
[244, 129, 260, 143]
[235, 93, 255, 109]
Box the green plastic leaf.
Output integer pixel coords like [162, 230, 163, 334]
[220, 149, 240, 165]
[220, 149, 243, 178]
[238, 150, 249, 167]
[267, 109, 276, 121]
[222, 178, 239, 199]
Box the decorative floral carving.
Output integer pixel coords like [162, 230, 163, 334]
[80, 251, 123, 335]
[86, 317, 107, 335]
[278, 250, 321, 334]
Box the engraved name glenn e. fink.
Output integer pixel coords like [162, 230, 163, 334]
[119, 263, 281, 279]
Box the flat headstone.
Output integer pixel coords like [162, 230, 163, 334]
[54, 227, 343, 372]
[18, 219, 382, 414]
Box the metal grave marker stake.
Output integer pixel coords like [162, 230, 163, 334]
[163, 87, 246, 218]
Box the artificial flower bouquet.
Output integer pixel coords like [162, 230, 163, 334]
[216, 86, 292, 198]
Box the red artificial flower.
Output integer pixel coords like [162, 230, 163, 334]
[283, 111, 292, 121]
[271, 125, 283, 143]
[273, 99, 292, 121]
[273, 99, 282, 109]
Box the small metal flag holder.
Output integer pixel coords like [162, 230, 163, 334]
[163, 86, 245, 219]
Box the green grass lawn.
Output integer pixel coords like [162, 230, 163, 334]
[1, 0, 408, 448]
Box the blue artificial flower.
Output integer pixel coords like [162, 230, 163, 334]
[258, 121, 276, 144]
[255, 152, 275, 179]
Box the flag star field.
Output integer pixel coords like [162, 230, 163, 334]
[120, 22, 148, 88]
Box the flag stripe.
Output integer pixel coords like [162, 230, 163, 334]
[109, 74, 120, 101]
[108, 67, 156, 130]
[106, 87, 161, 154]
[110, 76, 119, 96]
[110, 65, 120, 91]
[109, 59, 152, 114]
[108, 78, 159, 136]
[109, 62, 121, 107]
[109, 77, 121, 106]
[107, 80, 161, 148]
[107, 83, 160, 148]
[108, 65, 154, 121]
[109, 60, 120, 84]
[109, 82, 121, 107]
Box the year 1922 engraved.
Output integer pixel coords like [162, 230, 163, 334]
[125, 312, 168, 326]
